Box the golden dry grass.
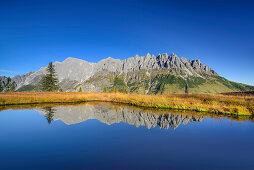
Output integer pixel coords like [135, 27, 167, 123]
[1, 101, 252, 122]
[0, 92, 253, 116]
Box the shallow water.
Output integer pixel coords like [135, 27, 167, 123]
[0, 102, 254, 170]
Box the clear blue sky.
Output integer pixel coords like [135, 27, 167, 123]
[0, 0, 253, 85]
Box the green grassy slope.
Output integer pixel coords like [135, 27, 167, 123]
[16, 85, 40, 92]
[125, 74, 254, 94]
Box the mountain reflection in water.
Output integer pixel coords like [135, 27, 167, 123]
[37, 103, 203, 130]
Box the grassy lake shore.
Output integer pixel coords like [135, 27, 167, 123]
[0, 92, 253, 116]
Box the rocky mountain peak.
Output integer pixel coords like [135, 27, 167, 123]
[134, 54, 140, 58]
[181, 57, 188, 63]
[145, 53, 151, 58]
[62, 57, 86, 63]
[64, 57, 77, 61]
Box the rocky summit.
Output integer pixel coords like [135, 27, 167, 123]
[1, 52, 254, 94]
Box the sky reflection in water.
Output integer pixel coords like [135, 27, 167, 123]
[0, 103, 253, 170]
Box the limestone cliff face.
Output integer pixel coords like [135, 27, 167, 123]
[1, 52, 253, 93]
[37, 103, 203, 130]
[121, 53, 216, 76]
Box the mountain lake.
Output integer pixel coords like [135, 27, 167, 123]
[0, 102, 253, 170]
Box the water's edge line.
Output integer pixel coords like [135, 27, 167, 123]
[0, 99, 251, 116]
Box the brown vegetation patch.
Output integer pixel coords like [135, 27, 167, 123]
[0, 92, 253, 116]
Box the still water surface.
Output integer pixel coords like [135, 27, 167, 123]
[0, 102, 254, 170]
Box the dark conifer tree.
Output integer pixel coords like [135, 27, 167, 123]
[78, 87, 82, 92]
[40, 62, 60, 91]
[43, 107, 55, 124]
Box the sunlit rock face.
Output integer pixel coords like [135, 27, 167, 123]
[37, 103, 203, 130]
[5, 52, 254, 93]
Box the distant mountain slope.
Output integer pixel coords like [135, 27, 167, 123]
[1, 53, 253, 94]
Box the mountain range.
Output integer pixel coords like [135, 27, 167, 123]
[1, 52, 253, 94]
